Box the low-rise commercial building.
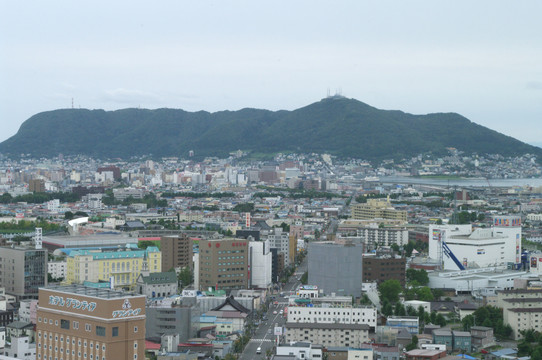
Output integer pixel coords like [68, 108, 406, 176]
[284, 322, 370, 348]
[286, 305, 377, 331]
[386, 316, 419, 334]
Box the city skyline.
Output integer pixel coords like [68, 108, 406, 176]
[1, 1, 541, 146]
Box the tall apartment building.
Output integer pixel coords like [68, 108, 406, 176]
[266, 228, 291, 267]
[29, 179, 46, 193]
[198, 238, 248, 291]
[0, 246, 47, 300]
[65, 247, 161, 289]
[357, 226, 409, 249]
[350, 198, 407, 222]
[36, 285, 145, 360]
[161, 234, 193, 271]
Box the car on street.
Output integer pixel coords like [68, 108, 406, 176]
[273, 310, 277, 315]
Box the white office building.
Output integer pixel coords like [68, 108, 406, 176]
[47, 261, 67, 280]
[249, 241, 272, 288]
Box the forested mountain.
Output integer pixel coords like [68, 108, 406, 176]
[1, 97, 539, 161]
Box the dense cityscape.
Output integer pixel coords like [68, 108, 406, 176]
[0, 150, 542, 360]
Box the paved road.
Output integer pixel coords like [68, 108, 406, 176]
[240, 256, 308, 359]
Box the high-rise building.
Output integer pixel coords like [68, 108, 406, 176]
[266, 228, 291, 267]
[0, 246, 47, 300]
[36, 284, 145, 360]
[29, 179, 46, 193]
[248, 241, 272, 288]
[308, 241, 363, 298]
[161, 234, 193, 271]
[350, 198, 407, 222]
[198, 238, 248, 291]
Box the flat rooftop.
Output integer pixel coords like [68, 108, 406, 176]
[41, 284, 140, 299]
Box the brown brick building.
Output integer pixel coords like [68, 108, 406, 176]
[362, 256, 406, 286]
[198, 238, 248, 291]
[36, 285, 146, 360]
[161, 234, 193, 271]
[29, 179, 46, 193]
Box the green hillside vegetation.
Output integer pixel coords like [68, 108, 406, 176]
[1, 97, 540, 162]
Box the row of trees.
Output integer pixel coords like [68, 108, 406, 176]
[161, 192, 236, 199]
[515, 330, 542, 359]
[0, 219, 62, 232]
[0, 191, 80, 204]
[461, 306, 512, 339]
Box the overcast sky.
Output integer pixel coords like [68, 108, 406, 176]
[1, 1, 541, 146]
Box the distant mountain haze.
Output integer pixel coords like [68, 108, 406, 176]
[1, 97, 540, 161]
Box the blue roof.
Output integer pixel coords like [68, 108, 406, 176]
[491, 349, 517, 357]
[69, 246, 158, 260]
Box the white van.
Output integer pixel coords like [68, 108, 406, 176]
[256, 347, 262, 354]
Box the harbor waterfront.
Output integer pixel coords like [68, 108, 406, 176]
[381, 176, 542, 188]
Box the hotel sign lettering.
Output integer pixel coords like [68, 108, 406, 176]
[49, 296, 97, 312]
[112, 299, 142, 318]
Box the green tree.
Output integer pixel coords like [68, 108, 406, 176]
[232, 202, 254, 213]
[379, 279, 402, 304]
[405, 335, 419, 351]
[416, 287, 434, 301]
[64, 211, 74, 220]
[382, 302, 393, 317]
[462, 314, 475, 331]
[394, 303, 406, 316]
[531, 348, 542, 360]
[406, 305, 417, 316]
[406, 269, 429, 286]
[178, 267, 193, 287]
[404, 241, 414, 257]
[417, 305, 425, 320]
[300, 271, 308, 285]
[436, 313, 447, 327]
[517, 341, 531, 357]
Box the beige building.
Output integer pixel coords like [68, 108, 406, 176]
[284, 322, 370, 348]
[350, 198, 407, 222]
[198, 238, 248, 291]
[504, 306, 542, 339]
[36, 285, 146, 360]
[161, 234, 193, 271]
[493, 289, 542, 308]
[496, 289, 542, 339]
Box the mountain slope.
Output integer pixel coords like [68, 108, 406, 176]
[1, 97, 539, 161]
